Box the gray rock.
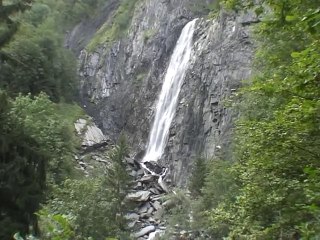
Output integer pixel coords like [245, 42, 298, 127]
[133, 225, 156, 238]
[151, 201, 161, 210]
[139, 202, 150, 213]
[75, 119, 107, 147]
[137, 168, 145, 176]
[128, 220, 137, 228]
[127, 191, 151, 202]
[125, 213, 139, 221]
[126, 157, 135, 165]
[129, 170, 137, 177]
[140, 175, 156, 182]
[149, 188, 160, 195]
[147, 207, 154, 215]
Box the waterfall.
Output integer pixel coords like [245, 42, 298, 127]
[142, 19, 197, 163]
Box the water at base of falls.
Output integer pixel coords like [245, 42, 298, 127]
[142, 19, 197, 163]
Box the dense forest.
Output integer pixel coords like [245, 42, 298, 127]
[0, 0, 133, 239]
[0, 0, 319, 239]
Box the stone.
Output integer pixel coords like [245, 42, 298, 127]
[147, 207, 154, 215]
[151, 201, 161, 210]
[126, 157, 135, 165]
[149, 188, 160, 195]
[140, 175, 156, 182]
[128, 221, 137, 228]
[153, 207, 165, 220]
[137, 168, 144, 176]
[147, 230, 162, 240]
[129, 170, 137, 177]
[133, 225, 156, 238]
[139, 202, 150, 213]
[74, 118, 87, 134]
[125, 213, 139, 221]
[127, 191, 151, 202]
[75, 118, 107, 147]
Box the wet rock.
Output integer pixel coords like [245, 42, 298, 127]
[149, 188, 160, 195]
[129, 170, 137, 177]
[140, 175, 156, 182]
[144, 162, 163, 174]
[137, 168, 145, 176]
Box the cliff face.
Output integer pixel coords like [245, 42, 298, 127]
[68, 0, 255, 186]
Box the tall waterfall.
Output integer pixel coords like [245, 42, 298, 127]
[142, 19, 197, 163]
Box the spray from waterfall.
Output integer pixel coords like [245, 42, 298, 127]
[142, 19, 197, 163]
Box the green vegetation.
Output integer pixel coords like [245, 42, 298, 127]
[41, 136, 133, 239]
[0, 0, 101, 238]
[86, 0, 140, 51]
[0, 92, 80, 239]
[188, 1, 221, 16]
[166, 0, 320, 239]
[143, 28, 156, 43]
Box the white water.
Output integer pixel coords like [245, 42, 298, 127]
[142, 19, 197, 163]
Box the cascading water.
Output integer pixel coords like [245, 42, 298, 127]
[142, 19, 197, 163]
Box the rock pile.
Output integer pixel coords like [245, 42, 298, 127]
[125, 158, 170, 239]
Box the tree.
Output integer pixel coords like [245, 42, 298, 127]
[104, 134, 133, 234]
[0, 0, 33, 48]
[0, 91, 46, 239]
[189, 157, 207, 196]
[41, 136, 133, 239]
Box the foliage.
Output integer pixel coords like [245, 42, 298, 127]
[188, 0, 221, 17]
[0, 0, 103, 238]
[86, 0, 140, 51]
[0, 19, 77, 101]
[189, 157, 207, 196]
[0, 92, 79, 239]
[0, 0, 32, 48]
[42, 136, 133, 239]
[10, 93, 83, 183]
[161, 190, 193, 238]
[37, 210, 75, 240]
[143, 28, 156, 43]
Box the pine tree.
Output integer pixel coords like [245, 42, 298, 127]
[104, 134, 132, 233]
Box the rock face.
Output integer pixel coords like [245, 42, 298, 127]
[69, 0, 255, 187]
[74, 118, 108, 148]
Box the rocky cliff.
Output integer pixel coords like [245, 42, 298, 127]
[67, 0, 255, 187]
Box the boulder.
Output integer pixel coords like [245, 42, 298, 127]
[127, 191, 151, 202]
[133, 225, 156, 238]
[125, 213, 139, 221]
